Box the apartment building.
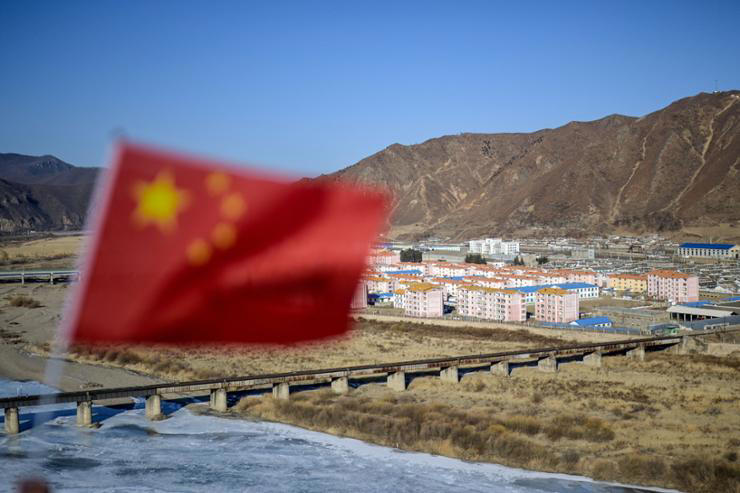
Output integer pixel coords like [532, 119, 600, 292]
[535, 288, 579, 323]
[608, 273, 648, 293]
[647, 270, 699, 303]
[401, 283, 444, 317]
[457, 286, 526, 322]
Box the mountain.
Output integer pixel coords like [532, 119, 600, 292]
[0, 153, 100, 234]
[328, 91, 740, 240]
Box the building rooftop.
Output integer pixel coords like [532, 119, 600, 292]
[571, 316, 612, 326]
[537, 288, 571, 296]
[679, 243, 735, 250]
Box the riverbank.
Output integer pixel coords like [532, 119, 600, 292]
[1, 284, 739, 491]
[231, 351, 740, 493]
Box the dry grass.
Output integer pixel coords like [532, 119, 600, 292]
[0, 235, 83, 268]
[233, 348, 740, 493]
[6, 295, 42, 308]
[61, 319, 569, 381]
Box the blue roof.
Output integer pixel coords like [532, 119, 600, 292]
[515, 282, 598, 294]
[721, 296, 740, 302]
[555, 282, 598, 289]
[679, 243, 735, 250]
[445, 276, 466, 281]
[572, 316, 612, 326]
[368, 292, 393, 299]
[680, 301, 714, 307]
[385, 269, 422, 275]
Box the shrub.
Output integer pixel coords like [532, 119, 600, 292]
[8, 295, 42, 308]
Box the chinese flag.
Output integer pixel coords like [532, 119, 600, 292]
[65, 142, 388, 345]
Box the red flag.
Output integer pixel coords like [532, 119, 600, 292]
[65, 142, 388, 345]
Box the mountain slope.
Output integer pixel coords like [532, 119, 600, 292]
[0, 154, 100, 234]
[329, 91, 740, 239]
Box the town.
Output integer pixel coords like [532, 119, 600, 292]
[356, 237, 740, 335]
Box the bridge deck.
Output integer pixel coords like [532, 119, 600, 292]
[3, 328, 736, 409]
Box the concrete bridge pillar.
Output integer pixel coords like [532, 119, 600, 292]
[627, 344, 645, 361]
[4, 407, 19, 434]
[76, 401, 92, 426]
[583, 351, 602, 368]
[440, 366, 459, 383]
[49, 273, 54, 285]
[491, 361, 510, 377]
[146, 394, 162, 419]
[272, 383, 290, 400]
[387, 371, 406, 391]
[210, 388, 228, 411]
[331, 377, 349, 395]
[538, 355, 558, 373]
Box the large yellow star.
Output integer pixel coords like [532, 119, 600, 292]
[132, 171, 189, 233]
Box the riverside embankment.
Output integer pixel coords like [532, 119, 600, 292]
[1, 284, 739, 492]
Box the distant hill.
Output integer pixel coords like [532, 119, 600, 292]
[326, 91, 740, 240]
[0, 153, 100, 234]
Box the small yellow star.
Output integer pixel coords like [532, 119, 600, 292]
[132, 171, 189, 233]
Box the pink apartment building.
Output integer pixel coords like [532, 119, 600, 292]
[368, 250, 401, 265]
[457, 286, 526, 322]
[647, 270, 699, 303]
[403, 283, 444, 318]
[535, 288, 579, 323]
[350, 282, 368, 310]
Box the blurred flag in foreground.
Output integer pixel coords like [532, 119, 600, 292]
[65, 142, 388, 345]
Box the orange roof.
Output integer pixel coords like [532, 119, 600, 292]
[609, 273, 647, 280]
[459, 285, 520, 295]
[648, 270, 691, 279]
[365, 276, 388, 282]
[538, 288, 570, 296]
[407, 282, 441, 292]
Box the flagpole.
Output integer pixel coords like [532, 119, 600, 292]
[34, 137, 123, 428]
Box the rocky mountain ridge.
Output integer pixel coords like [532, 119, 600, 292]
[0, 154, 99, 234]
[328, 91, 740, 240]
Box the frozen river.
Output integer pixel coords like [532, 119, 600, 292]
[0, 380, 673, 493]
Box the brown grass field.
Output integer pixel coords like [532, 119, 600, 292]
[0, 235, 84, 269]
[233, 349, 740, 493]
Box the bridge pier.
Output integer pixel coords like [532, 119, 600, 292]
[538, 355, 558, 373]
[627, 344, 645, 361]
[491, 361, 510, 377]
[272, 383, 290, 400]
[76, 401, 92, 426]
[331, 377, 349, 395]
[583, 351, 602, 368]
[210, 388, 228, 411]
[49, 273, 54, 285]
[146, 394, 162, 419]
[4, 407, 19, 434]
[387, 371, 406, 391]
[440, 366, 459, 383]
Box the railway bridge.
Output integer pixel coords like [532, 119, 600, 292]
[2, 328, 737, 434]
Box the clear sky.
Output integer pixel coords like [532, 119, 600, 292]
[1, 1, 739, 175]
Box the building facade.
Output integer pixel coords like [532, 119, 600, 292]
[402, 283, 444, 318]
[608, 274, 648, 293]
[457, 286, 526, 322]
[535, 288, 579, 323]
[678, 243, 739, 259]
[647, 270, 699, 303]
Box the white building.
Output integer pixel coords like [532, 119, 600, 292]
[677, 243, 738, 259]
[469, 238, 520, 256]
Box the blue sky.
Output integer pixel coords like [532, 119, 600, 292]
[1, 1, 738, 175]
